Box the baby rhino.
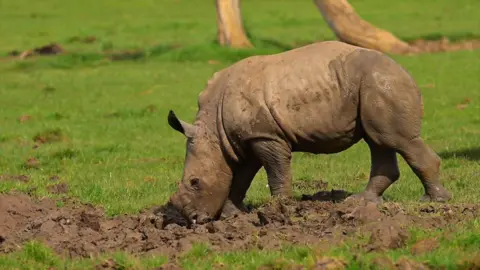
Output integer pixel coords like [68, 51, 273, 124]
[168, 41, 451, 224]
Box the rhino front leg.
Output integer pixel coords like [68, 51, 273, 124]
[221, 158, 262, 217]
[251, 139, 293, 197]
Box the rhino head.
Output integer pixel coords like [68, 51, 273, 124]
[167, 110, 233, 224]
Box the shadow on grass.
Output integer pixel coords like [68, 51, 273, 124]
[439, 147, 480, 161]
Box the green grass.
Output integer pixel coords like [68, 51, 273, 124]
[1, 0, 480, 268]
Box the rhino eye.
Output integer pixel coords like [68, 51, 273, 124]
[190, 178, 201, 190]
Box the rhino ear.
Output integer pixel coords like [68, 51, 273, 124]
[168, 110, 196, 137]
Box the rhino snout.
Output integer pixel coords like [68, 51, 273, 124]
[169, 193, 181, 208]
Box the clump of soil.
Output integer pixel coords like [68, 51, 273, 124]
[0, 192, 478, 260]
[23, 157, 40, 170]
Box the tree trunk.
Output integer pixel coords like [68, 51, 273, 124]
[215, 0, 253, 48]
[313, 0, 416, 54]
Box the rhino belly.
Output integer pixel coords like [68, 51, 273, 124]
[274, 101, 363, 154]
[290, 123, 364, 154]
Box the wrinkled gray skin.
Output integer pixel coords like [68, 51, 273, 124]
[168, 41, 452, 224]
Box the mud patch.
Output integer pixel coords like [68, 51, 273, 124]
[0, 193, 478, 260]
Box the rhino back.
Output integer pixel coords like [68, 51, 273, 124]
[222, 41, 369, 154]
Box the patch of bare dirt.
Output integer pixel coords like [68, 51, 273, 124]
[9, 43, 65, 59]
[0, 174, 29, 183]
[23, 157, 40, 169]
[0, 192, 478, 261]
[408, 37, 480, 54]
[456, 97, 472, 110]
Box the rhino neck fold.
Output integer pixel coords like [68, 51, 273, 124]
[194, 69, 241, 172]
[216, 85, 242, 166]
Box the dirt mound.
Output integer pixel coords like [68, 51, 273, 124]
[0, 192, 478, 259]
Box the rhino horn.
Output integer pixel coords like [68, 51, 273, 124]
[168, 110, 196, 137]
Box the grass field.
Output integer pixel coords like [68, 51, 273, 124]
[1, 0, 480, 269]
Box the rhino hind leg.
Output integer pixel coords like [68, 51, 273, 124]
[358, 81, 451, 202]
[351, 140, 400, 203]
[358, 89, 451, 202]
[251, 139, 293, 197]
[221, 159, 262, 218]
[397, 137, 452, 202]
